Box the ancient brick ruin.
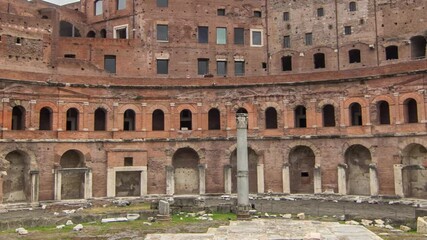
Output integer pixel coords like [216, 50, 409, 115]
[0, 0, 425, 204]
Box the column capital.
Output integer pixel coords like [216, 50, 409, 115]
[236, 113, 248, 129]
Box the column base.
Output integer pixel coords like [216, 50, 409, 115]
[156, 214, 171, 221]
[236, 205, 251, 221]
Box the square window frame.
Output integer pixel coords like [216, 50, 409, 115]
[113, 24, 129, 39]
[250, 29, 263, 47]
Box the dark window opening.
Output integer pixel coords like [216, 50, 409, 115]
[283, 35, 290, 48]
[349, 1, 357, 12]
[12, 106, 25, 130]
[59, 21, 77, 37]
[314, 53, 325, 69]
[349, 49, 361, 63]
[254, 11, 261, 17]
[124, 157, 133, 166]
[295, 105, 307, 128]
[265, 107, 278, 129]
[123, 109, 135, 131]
[283, 12, 290, 21]
[94, 0, 103, 15]
[317, 8, 324, 17]
[198, 26, 208, 43]
[217, 9, 225, 16]
[64, 54, 76, 58]
[305, 33, 312, 45]
[301, 172, 309, 177]
[87, 31, 96, 38]
[157, 59, 169, 74]
[377, 101, 390, 125]
[217, 61, 227, 76]
[350, 103, 362, 126]
[66, 108, 79, 131]
[262, 62, 267, 69]
[39, 107, 52, 130]
[100, 29, 107, 38]
[252, 30, 262, 46]
[322, 104, 335, 127]
[180, 109, 192, 130]
[404, 98, 418, 123]
[386, 45, 399, 60]
[282, 56, 292, 71]
[198, 58, 209, 75]
[104, 55, 116, 73]
[208, 108, 220, 130]
[157, 24, 168, 41]
[152, 109, 165, 131]
[115, 27, 127, 39]
[410, 36, 426, 60]
[235, 61, 245, 76]
[16, 38, 22, 44]
[344, 26, 352, 35]
[94, 108, 106, 131]
[234, 28, 244, 45]
[157, 0, 168, 7]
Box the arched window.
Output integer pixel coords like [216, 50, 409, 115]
[152, 109, 165, 131]
[100, 29, 107, 38]
[11, 106, 25, 130]
[349, 103, 362, 126]
[385, 45, 399, 60]
[349, 49, 361, 63]
[404, 98, 418, 123]
[377, 101, 390, 124]
[180, 109, 192, 130]
[59, 21, 81, 37]
[410, 36, 426, 59]
[208, 108, 220, 130]
[94, 108, 107, 131]
[265, 107, 278, 129]
[94, 0, 103, 16]
[66, 108, 79, 131]
[322, 104, 335, 127]
[294, 105, 306, 128]
[123, 109, 135, 131]
[313, 53, 325, 69]
[39, 107, 52, 130]
[87, 31, 96, 38]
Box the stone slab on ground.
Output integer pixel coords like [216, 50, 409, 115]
[144, 219, 382, 240]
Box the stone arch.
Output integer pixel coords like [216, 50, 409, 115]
[117, 104, 141, 114]
[0, 149, 37, 203]
[147, 104, 170, 114]
[344, 144, 372, 195]
[283, 140, 321, 166]
[229, 147, 259, 194]
[172, 147, 200, 194]
[400, 143, 427, 199]
[166, 144, 206, 165]
[60, 149, 86, 199]
[289, 146, 316, 193]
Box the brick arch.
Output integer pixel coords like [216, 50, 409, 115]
[34, 101, 58, 113]
[343, 97, 368, 108]
[339, 42, 372, 51]
[225, 143, 265, 165]
[0, 146, 38, 171]
[147, 104, 170, 114]
[176, 104, 198, 114]
[203, 103, 226, 113]
[398, 138, 427, 157]
[165, 144, 205, 165]
[118, 104, 141, 114]
[231, 103, 255, 113]
[62, 103, 84, 113]
[341, 140, 376, 163]
[89, 104, 112, 113]
[260, 102, 281, 112]
[54, 147, 92, 167]
[283, 140, 321, 166]
[288, 101, 309, 110]
[371, 95, 395, 105]
[317, 99, 339, 109]
[398, 93, 423, 105]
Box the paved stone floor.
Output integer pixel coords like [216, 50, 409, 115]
[145, 219, 382, 240]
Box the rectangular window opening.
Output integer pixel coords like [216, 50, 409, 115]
[234, 28, 244, 45]
[251, 29, 262, 46]
[157, 0, 168, 7]
[104, 55, 116, 73]
[217, 8, 225, 16]
[64, 54, 76, 58]
[198, 26, 208, 43]
[217, 61, 227, 76]
[198, 58, 209, 75]
[117, 0, 126, 10]
[216, 27, 227, 44]
[305, 33, 312, 46]
[283, 12, 290, 21]
[157, 24, 169, 41]
[157, 59, 169, 74]
[235, 61, 245, 76]
[124, 157, 133, 166]
[283, 35, 290, 48]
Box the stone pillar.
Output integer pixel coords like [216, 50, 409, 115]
[369, 163, 379, 196]
[30, 170, 39, 203]
[165, 165, 174, 195]
[141, 168, 148, 196]
[337, 164, 347, 195]
[394, 164, 404, 197]
[236, 113, 250, 219]
[257, 163, 264, 194]
[198, 164, 206, 195]
[84, 169, 93, 199]
[106, 168, 115, 197]
[282, 164, 290, 194]
[54, 169, 62, 200]
[224, 165, 232, 194]
[313, 165, 322, 194]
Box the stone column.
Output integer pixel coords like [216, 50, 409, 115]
[257, 163, 264, 194]
[141, 167, 148, 196]
[165, 165, 174, 195]
[84, 168, 93, 199]
[282, 164, 290, 194]
[394, 164, 404, 197]
[198, 164, 206, 195]
[54, 169, 62, 200]
[224, 165, 232, 194]
[30, 170, 39, 203]
[313, 165, 322, 194]
[236, 113, 250, 219]
[369, 163, 379, 196]
[337, 164, 347, 195]
[106, 168, 115, 197]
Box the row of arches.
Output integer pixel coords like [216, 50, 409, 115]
[59, 20, 107, 39]
[9, 97, 420, 131]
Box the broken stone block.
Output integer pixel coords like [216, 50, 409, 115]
[126, 213, 140, 221]
[158, 200, 170, 216]
[65, 220, 73, 226]
[56, 225, 65, 229]
[15, 227, 28, 235]
[101, 217, 128, 223]
[345, 220, 360, 225]
[73, 224, 83, 231]
[361, 219, 373, 226]
[282, 214, 292, 219]
[374, 219, 385, 225]
[196, 210, 206, 216]
[400, 225, 411, 232]
[417, 217, 427, 233]
[385, 225, 394, 230]
[143, 222, 152, 226]
[113, 200, 130, 207]
[297, 213, 305, 220]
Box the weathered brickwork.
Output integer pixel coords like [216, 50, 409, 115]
[0, 0, 425, 203]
